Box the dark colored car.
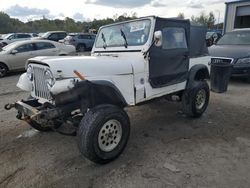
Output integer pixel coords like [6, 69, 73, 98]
[206, 31, 222, 47]
[63, 33, 96, 52]
[209, 29, 250, 81]
[37, 31, 67, 42]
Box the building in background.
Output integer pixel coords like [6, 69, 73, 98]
[224, 0, 250, 33]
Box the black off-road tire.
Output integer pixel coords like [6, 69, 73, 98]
[77, 104, 130, 164]
[76, 44, 86, 52]
[0, 63, 8, 78]
[182, 81, 209, 118]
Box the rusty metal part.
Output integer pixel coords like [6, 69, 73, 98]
[73, 70, 85, 80]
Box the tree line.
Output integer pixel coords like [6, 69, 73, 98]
[0, 11, 221, 34]
[178, 11, 222, 29]
[0, 12, 137, 34]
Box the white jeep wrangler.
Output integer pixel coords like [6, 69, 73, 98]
[6, 16, 210, 164]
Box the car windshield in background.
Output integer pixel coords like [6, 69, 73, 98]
[41, 32, 50, 38]
[95, 19, 151, 48]
[2, 34, 13, 39]
[0, 34, 7, 39]
[217, 31, 250, 45]
[206, 32, 214, 39]
[2, 42, 17, 51]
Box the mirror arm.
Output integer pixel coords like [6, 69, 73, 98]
[143, 39, 157, 58]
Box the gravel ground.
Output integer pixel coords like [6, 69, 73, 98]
[0, 73, 250, 188]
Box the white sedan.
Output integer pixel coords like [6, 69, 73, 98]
[0, 40, 76, 77]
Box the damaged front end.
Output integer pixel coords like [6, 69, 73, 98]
[5, 79, 91, 132]
[5, 60, 95, 132]
[5, 62, 127, 133]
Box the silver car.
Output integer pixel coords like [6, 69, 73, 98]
[63, 33, 96, 52]
[0, 33, 33, 47]
[0, 40, 76, 77]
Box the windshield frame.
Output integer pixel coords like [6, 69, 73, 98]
[217, 31, 250, 45]
[95, 18, 152, 49]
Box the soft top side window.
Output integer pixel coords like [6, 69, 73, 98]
[162, 27, 187, 50]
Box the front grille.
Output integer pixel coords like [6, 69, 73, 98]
[33, 66, 52, 100]
[211, 57, 233, 64]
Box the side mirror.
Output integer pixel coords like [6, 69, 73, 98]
[10, 50, 18, 55]
[154, 31, 162, 47]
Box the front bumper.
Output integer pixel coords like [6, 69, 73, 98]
[5, 99, 63, 125]
[12, 99, 59, 123]
[15, 100, 39, 118]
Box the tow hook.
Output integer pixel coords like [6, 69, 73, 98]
[4, 103, 15, 110]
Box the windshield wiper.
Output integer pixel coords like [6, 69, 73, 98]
[101, 33, 107, 49]
[120, 29, 128, 48]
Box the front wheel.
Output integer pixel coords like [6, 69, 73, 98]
[0, 63, 8, 78]
[182, 81, 210, 118]
[77, 104, 130, 164]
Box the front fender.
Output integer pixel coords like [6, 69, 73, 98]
[54, 80, 127, 108]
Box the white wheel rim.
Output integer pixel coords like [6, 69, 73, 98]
[98, 119, 122, 152]
[195, 89, 206, 110]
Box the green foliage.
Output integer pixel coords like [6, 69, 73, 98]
[0, 12, 137, 34]
[191, 11, 216, 29]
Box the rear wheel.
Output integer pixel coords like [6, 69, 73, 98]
[0, 63, 8, 78]
[182, 81, 209, 118]
[77, 104, 130, 164]
[76, 44, 86, 52]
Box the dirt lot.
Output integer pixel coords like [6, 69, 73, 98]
[0, 73, 250, 188]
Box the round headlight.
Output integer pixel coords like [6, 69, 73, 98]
[44, 69, 55, 88]
[26, 65, 34, 81]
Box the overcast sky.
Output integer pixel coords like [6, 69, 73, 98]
[0, 0, 226, 23]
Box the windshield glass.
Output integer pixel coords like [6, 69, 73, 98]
[1, 34, 12, 40]
[2, 42, 18, 51]
[0, 34, 7, 39]
[217, 31, 250, 45]
[41, 32, 50, 38]
[95, 19, 151, 48]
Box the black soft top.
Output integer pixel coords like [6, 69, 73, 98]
[155, 17, 208, 58]
[190, 23, 208, 57]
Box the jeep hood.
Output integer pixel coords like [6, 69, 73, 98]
[28, 56, 133, 78]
